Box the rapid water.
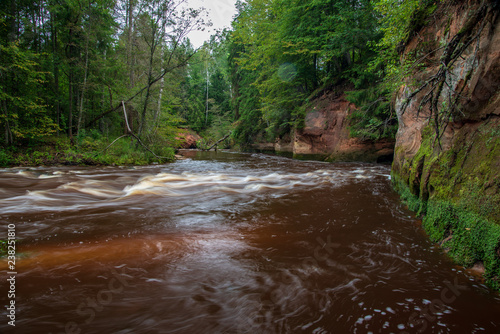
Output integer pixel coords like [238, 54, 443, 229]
[0, 151, 499, 333]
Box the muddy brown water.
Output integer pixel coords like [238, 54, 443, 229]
[1, 151, 499, 333]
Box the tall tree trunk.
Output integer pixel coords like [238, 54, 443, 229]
[205, 59, 209, 125]
[2, 101, 13, 145]
[154, 48, 164, 124]
[139, 64, 153, 137]
[68, 26, 74, 141]
[313, 54, 318, 89]
[51, 12, 61, 135]
[8, 0, 17, 41]
[69, 69, 74, 140]
[127, 0, 135, 89]
[77, 38, 89, 136]
[4, 0, 17, 145]
[138, 26, 158, 137]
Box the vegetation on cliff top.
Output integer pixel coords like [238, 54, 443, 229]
[229, 0, 407, 146]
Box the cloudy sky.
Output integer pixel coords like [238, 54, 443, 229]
[185, 0, 238, 47]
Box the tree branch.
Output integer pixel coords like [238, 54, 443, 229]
[96, 101, 173, 162]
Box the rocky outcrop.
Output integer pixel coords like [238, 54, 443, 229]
[250, 92, 395, 162]
[392, 0, 500, 214]
[175, 130, 202, 149]
[294, 92, 394, 162]
[391, 0, 500, 288]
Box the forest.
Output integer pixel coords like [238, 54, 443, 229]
[0, 0, 430, 166]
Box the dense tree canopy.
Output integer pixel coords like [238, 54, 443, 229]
[228, 0, 401, 145]
[0, 0, 212, 148]
[0, 0, 435, 156]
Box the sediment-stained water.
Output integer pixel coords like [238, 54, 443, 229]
[1, 151, 499, 333]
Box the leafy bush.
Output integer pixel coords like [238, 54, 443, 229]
[0, 150, 13, 167]
[424, 200, 500, 290]
[0, 240, 7, 257]
[346, 85, 397, 140]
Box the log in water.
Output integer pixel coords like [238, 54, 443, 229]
[0, 151, 499, 333]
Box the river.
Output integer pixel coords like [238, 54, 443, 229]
[0, 151, 499, 333]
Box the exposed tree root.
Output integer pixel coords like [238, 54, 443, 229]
[399, 0, 493, 146]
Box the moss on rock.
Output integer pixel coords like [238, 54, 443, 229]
[392, 117, 500, 291]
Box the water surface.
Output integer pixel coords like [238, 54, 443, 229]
[1, 151, 499, 333]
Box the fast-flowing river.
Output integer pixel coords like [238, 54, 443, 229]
[1, 151, 499, 333]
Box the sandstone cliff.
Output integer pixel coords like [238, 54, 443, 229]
[175, 130, 202, 149]
[294, 91, 395, 162]
[251, 91, 395, 163]
[391, 0, 500, 287]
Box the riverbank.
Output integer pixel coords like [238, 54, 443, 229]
[0, 135, 176, 168]
[393, 174, 500, 291]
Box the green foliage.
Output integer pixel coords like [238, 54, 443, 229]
[346, 85, 397, 140]
[0, 239, 8, 257]
[424, 200, 500, 290]
[0, 0, 213, 163]
[0, 149, 13, 167]
[457, 179, 500, 221]
[174, 40, 233, 136]
[94, 137, 174, 165]
[2, 133, 175, 167]
[0, 42, 59, 142]
[371, 0, 439, 92]
[374, 0, 420, 51]
[229, 0, 384, 145]
[392, 173, 425, 214]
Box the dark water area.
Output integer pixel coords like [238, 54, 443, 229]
[1, 151, 499, 333]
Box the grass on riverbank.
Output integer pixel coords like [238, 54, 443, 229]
[0, 133, 176, 167]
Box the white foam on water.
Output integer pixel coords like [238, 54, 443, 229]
[0, 166, 386, 213]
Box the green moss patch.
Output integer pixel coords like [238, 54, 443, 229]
[392, 173, 500, 291]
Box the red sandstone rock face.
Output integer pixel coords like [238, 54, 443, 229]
[392, 0, 500, 212]
[293, 92, 395, 162]
[395, 1, 500, 164]
[175, 131, 202, 149]
[250, 91, 395, 162]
